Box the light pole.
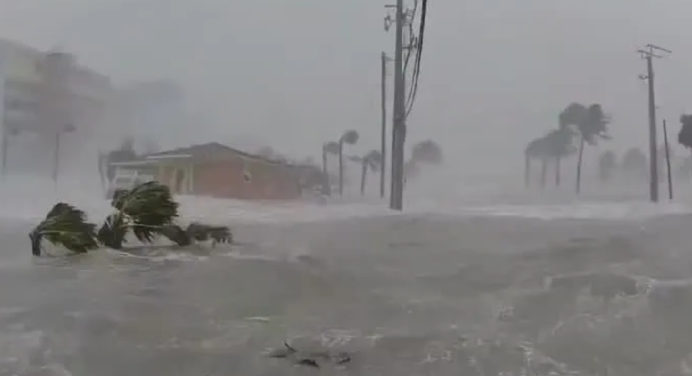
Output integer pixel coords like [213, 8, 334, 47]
[52, 123, 75, 186]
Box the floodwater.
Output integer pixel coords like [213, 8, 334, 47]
[3, 202, 692, 375]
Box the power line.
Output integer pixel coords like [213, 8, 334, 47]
[405, 0, 427, 118]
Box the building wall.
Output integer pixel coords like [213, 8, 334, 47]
[191, 157, 301, 200]
[0, 40, 112, 175]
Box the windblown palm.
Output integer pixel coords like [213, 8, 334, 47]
[559, 103, 610, 194]
[405, 140, 443, 182]
[30, 203, 98, 256]
[679, 115, 692, 152]
[544, 128, 576, 187]
[338, 130, 359, 195]
[524, 136, 550, 188]
[351, 150, 382, 196]
[31, 182, 233, 254]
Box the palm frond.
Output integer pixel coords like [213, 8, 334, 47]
[158, 224, 192, 247]
[111, 181, 179, 243]
[97, 213, 128, 250]
[29, 203, 98, 256]
[186, 223, 233, 246]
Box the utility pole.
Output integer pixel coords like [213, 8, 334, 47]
[638, 44, 671, 203]
[380, 52, 391, 199]
[387, 0, 406, 211]
[663, 119, 673, 200]
[1, 126, 7, 178]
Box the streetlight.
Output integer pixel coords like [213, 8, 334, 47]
[52, 123, 75, 185]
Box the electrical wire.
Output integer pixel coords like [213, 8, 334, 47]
[405, 0, 427, 118]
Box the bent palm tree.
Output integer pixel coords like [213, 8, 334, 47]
[338, 130, 359, 195]
[351, 150, 382, 196]
[524, 136, 550, 188]
[29, 203, 98, 256]
[411, 140, 443, 165]
[544, 128, 576, 187]
[405, 140, 443, 183]
[31, 182, 233, 255]
[559, 103, 610, 194]
[679, 115, 692, 152]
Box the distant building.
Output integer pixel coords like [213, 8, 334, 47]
[0, 39, 113, 174]
[105, 80, 187, 151]
[110, 142, 304, 200]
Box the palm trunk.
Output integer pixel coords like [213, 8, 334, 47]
[524, 153, 530, 187]
[338, 142, 344, 196]
[540, 159, 547, 189]
[321, 149, 331, 196]
[555, 156, 561, 187]
[361, 162, 367, 196]
[576, 136, 585, 194]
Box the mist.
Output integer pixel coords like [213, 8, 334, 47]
[3, 0, 692, 190]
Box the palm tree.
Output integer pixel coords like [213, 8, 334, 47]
[679, 115, 692, 152]
[351, 150, 382, 196]
[30, 182, 232, 255]
[524, 136, 550, 188]
[559, 103, 610, 194]
[405, 140, 443, 183]
[622, 147, 648, 182]
[321, 141, 339, 195]
[338, 130, 359, 195]
[29, 203, 98, 256]
[411, 140, 443, 164]
[598, 150, 617, 183]
[544, 128, 576, 187]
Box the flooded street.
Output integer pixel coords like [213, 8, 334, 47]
[3, 210, 692, 375]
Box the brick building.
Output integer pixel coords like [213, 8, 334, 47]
[111, 142, 304, 200]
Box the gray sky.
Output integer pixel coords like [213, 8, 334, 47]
[1, 0, 692, 177]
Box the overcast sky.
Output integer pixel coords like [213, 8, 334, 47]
[1, 0, 692, 177]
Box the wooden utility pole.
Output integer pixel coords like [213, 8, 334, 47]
[380, 52, 390, 199]
[389, 0, 406, 210]
[663, 119, 673, 200]
[638, 44, 671, 203]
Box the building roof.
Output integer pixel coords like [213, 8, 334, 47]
[142, 142, 290, 166]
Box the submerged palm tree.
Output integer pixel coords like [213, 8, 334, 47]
[321, 141, 340, 195]
[29, 203, 98, 256]
[559, 103, 610, 194]
[338, 130, 359, 195]
[30, 181, 232, 255]
[350, 150, 382, 196]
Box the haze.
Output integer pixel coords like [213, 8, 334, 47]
[1, 0, 691, 180]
